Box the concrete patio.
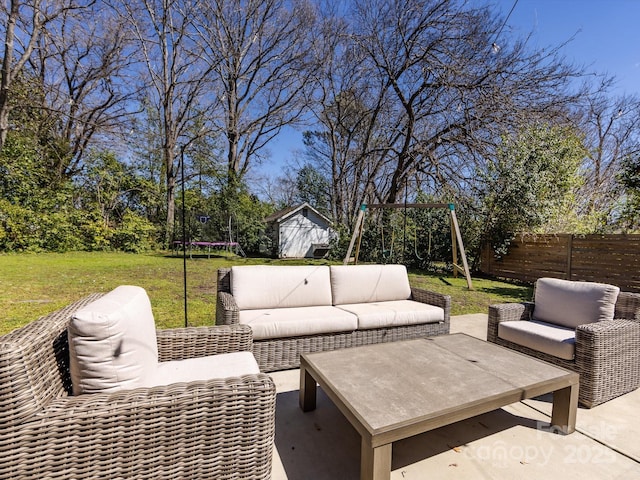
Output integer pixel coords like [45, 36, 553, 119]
[268, 314, 640, 479]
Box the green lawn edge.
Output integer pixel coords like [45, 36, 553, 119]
[0, 251, 533, 335]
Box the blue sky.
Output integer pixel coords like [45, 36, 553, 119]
[261, 0, 640, 177]
[498, 0, 640, 95]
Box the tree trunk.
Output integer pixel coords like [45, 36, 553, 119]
[0, 0, 19, 150]
[164, 142, 177, 248]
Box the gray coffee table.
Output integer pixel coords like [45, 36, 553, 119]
[299, 333, 578, 480]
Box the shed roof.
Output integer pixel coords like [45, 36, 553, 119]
[264, 202, 332, 225]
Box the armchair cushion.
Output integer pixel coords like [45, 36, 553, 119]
[68, 285, 158, 395]
[498, 319, 576, 360]
[330, 264, 411, 305]
[69, 286, 263, 395]
[143, 351, 260, 387]
[532, 277, 620, 329]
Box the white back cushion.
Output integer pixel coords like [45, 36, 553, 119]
[231, 265, 332, 310]
[330, 264, 412, 305]
[68, 285, 158, 395]
[532, 277, 620, 329]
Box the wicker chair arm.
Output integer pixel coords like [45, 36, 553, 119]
[156, 324, 252, 361]
[575, 319, 640, 407]
[489, 302, 533, 322]
[487, 302, 534, 343]
[576, 318, 640, 347]
[216, 291, 240, 326]
[14, 375, 276, 479]
[614, 291, 640, 321]
[42, 373, 274, 416]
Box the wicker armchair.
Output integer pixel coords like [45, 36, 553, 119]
[488, 285, 640, 408]
[0, 294, 276, 480]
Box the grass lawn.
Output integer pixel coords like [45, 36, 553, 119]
[0, 251, 533, 335]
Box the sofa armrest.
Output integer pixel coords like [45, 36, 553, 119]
[16, 375, 275, 479]
[217, 267, 232, 293]
[216, 291, 240, 326]
[487, 302, 534, 343]
[575, 319, 640, 407]
[156, 324, 252, 362]
[411, 287, 451, 322]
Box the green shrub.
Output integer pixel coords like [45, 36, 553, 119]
[111, 211, 158, 253]
[0, 200, 42, 251]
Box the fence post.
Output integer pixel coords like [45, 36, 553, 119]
[567, 234, 573, 280]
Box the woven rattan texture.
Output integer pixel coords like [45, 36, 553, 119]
[1, 295, 276, 480]
[216, 267, 451, 372]
[487, 291, 640, 408]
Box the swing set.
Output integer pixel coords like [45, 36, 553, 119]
[343, 202, 473, 290]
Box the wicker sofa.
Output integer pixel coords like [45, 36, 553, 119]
[487, 277, 640, 408]
[0, 291, 276, 480]
[216, 264, 451, 372]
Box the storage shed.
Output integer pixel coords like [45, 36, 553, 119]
[264, 203, 333, 259]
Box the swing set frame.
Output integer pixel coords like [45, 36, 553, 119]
[343, 203, 473, 290]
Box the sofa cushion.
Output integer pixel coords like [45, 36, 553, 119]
[142, 352, 260, 387]
[231, 265, 332, 310]
[498, 319, 576, 360]
[330, 264, 411, 305]
[337, 300, 444, 330]
[532, 278, 620, 329]
[238, 306, 358, 340]
[68, 285, 158, 395]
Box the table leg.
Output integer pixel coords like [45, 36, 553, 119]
[299, 365, 317, 412]
[551, 382, 578, 434]
[361, 440, 391, 480]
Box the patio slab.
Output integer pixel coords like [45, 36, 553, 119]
[269, 313, 640, 479]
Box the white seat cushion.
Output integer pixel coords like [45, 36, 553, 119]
[142, 352, 260, 387]
[68, 286, 158, 395]
[532, 277, 620, 329]
[498, 319, 576, 360]
[238, 306, 358, 340]
[330, 264, 411, 305]
[231, 265, 332, 310]
[337, 300, 444, 330]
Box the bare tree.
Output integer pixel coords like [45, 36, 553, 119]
[253, 167, 298, 208]
[578, 78, 640, 227]
[118, 0, 215, 246]
[0, 0, 89, 149]
[303, 6, 389, 228]
[32, 2, 137, 179]
[307, 0, 582, 226]
[191, 0, 315, 188]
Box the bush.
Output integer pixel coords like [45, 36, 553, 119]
[110, 211, 158, 253]
[0, 200, 42, 251]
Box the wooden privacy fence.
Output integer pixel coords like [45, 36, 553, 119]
[480, 234, 640, 293]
